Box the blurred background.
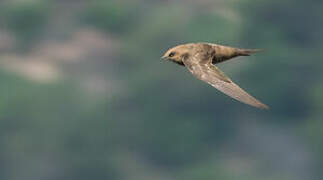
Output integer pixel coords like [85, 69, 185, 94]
[0, 0, 323, 179]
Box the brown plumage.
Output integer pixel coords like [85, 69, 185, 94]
[162, 43, 268, 109]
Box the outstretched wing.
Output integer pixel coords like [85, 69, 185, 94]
[182, 55, 269, 109]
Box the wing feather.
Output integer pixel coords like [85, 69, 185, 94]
[183, 56, 268, 109]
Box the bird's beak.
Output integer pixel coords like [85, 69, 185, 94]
[161, 55, 168, 60]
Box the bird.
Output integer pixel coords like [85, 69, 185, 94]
[161, 43, 269, 109]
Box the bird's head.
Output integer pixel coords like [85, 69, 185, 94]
[161, 44, 191, 65]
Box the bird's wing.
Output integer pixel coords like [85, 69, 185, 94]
[182, 56, 269, 109]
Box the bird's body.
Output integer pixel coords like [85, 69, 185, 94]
[162, 42, 268, 109]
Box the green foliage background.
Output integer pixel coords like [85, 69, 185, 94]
[0, 0, 323, 179]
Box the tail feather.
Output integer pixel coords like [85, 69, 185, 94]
[238, 49, 264, 56]
[210, 44, 263, 64]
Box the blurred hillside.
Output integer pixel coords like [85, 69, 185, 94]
[0, 0, 323, 180]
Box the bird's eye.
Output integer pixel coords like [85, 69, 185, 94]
[169, 52, 176, 57]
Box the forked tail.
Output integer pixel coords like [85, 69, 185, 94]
[237, 48, 264, 56]
[212, 44, 264, 64]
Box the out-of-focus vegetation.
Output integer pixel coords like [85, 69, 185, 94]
[0, 0, 323, 180]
